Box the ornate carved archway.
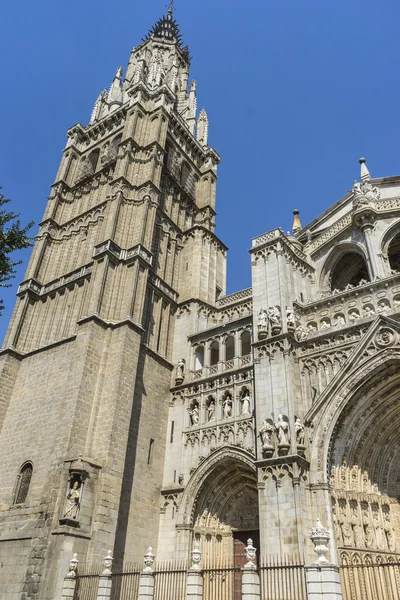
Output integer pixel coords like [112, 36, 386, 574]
[177, 447, 258, 564]
[308, 324, 400, 559]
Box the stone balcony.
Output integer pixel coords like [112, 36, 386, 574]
[294, 272, 400, 339]
[191, 354, 252, 381]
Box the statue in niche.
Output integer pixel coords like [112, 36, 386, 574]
[207, 398, 216, 422]
[362, 504, 375, 548]
[350, 504, 364, 548]
[294, 418, 305, 446]
[223, 396, 233, 419]
[63, 479, 81, 520]
[241, 391, 251, 415]
[268, 306, 282, 335]
[189, 404, 200, 426]
[175, 359, 185, 383]
[383, 506, 396, 553]
[372, 506, 385, 550]
[275, 414, 290, 445]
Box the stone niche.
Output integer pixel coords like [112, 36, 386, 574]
[58, 456, 101, 533]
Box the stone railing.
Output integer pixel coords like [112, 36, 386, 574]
[216, 288, 252, 307]
[294, 273, 400, 339]
[18, 265, 93, 298]
[189, 355, 253, 381]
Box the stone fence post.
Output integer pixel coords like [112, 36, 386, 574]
[96, 550, 113, 600]
[242, 538, 260, 600]
[186, 542, 203, 600]
[61, 553, 78, 600]
[305, 518, 343, 600]
[138, 547, 155, 600]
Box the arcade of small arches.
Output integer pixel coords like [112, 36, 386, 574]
[193, 330, 252, 371]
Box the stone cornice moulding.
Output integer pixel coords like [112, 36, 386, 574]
[188, 314, 252, 343]
[77, 313, 144, 336]
[182, 225, 228, 252]
[141, 343, 174, 371]
[0, 335, 77, 359]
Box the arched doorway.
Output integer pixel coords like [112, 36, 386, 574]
[177, 447, 259, 563]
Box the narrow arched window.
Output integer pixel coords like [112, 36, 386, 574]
[88, 149, 100, 173]
[14, 462, 33, 504]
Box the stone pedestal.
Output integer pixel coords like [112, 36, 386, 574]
[242, 566, 260, 600]
[61, 577, 76, 600]
[138, 571, 155, 600]
[305, 564, 343, 599]
[186, 568, 203, 599]
[96, 575, 112, 600]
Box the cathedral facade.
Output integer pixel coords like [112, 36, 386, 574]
[0, 7, 399, 600]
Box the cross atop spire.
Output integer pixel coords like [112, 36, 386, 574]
[144, 3, 183, 47]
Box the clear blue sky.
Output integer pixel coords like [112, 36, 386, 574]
[1, 0, 400, 343]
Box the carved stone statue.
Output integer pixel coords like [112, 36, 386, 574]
[332, 504, 343, 545]
[275, 414, 290, 446]
[341, 511, 354, 547]
[362, 505, 375, 548]
[223, 397, 233, 419]
[175, 359, 185, 383]
[294, 418, 305, 446]
[268, 306, 282, 335]
[64, 480, 81, 520]
[241, 392, 251, 415]
[372, 506, 385, 550]
[207, 399, 216, 421]
[189, 405, 199, 426]
[296, 324, 307, 341]
[258, 309, 268, 339]
[286, 307, 295, 332]
[383, 507, 396, 553]
[259, 419, 275, 457]
[350, 505, 364, 548]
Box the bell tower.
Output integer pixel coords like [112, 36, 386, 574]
[0, 6, 226, 599]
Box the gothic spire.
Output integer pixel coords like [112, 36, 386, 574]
[359, 157, 371, 181]
[144, 4, 183, 47]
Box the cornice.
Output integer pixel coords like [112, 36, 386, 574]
[182, 225, 228, 252]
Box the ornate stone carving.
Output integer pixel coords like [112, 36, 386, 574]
[102, 550, 113, 576]
[257, 309, 268, 340]
[190, 542, 202, 570]
[310, 519, 331, 564]
[352, 179, 380, 205]
[63, 478, 81, 521]
[175, 358, 186, 385]
[286, 307, 296, 333]
[295, 417, 306, 456]
[244, 538, 257, 568]
[240, 388, 251, 415]
[268, 306, 282, 336]
[67, 553, 79, 577]
[259, 419, 275, 458]
[374, 327, 396, 348]
[144, 547, 155, 572]
[275, 414, 290, 456]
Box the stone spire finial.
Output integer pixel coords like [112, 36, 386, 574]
[292, 209, 302, 233]
[108, 67, 123, 103]
[143, 547, 155, 572]
[359, 157, 371, 181]
[197, 109, 209, 147]
[310, 518, 331, 564]
[67, 553, 79, 578]
[168, 0, 176, 17]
